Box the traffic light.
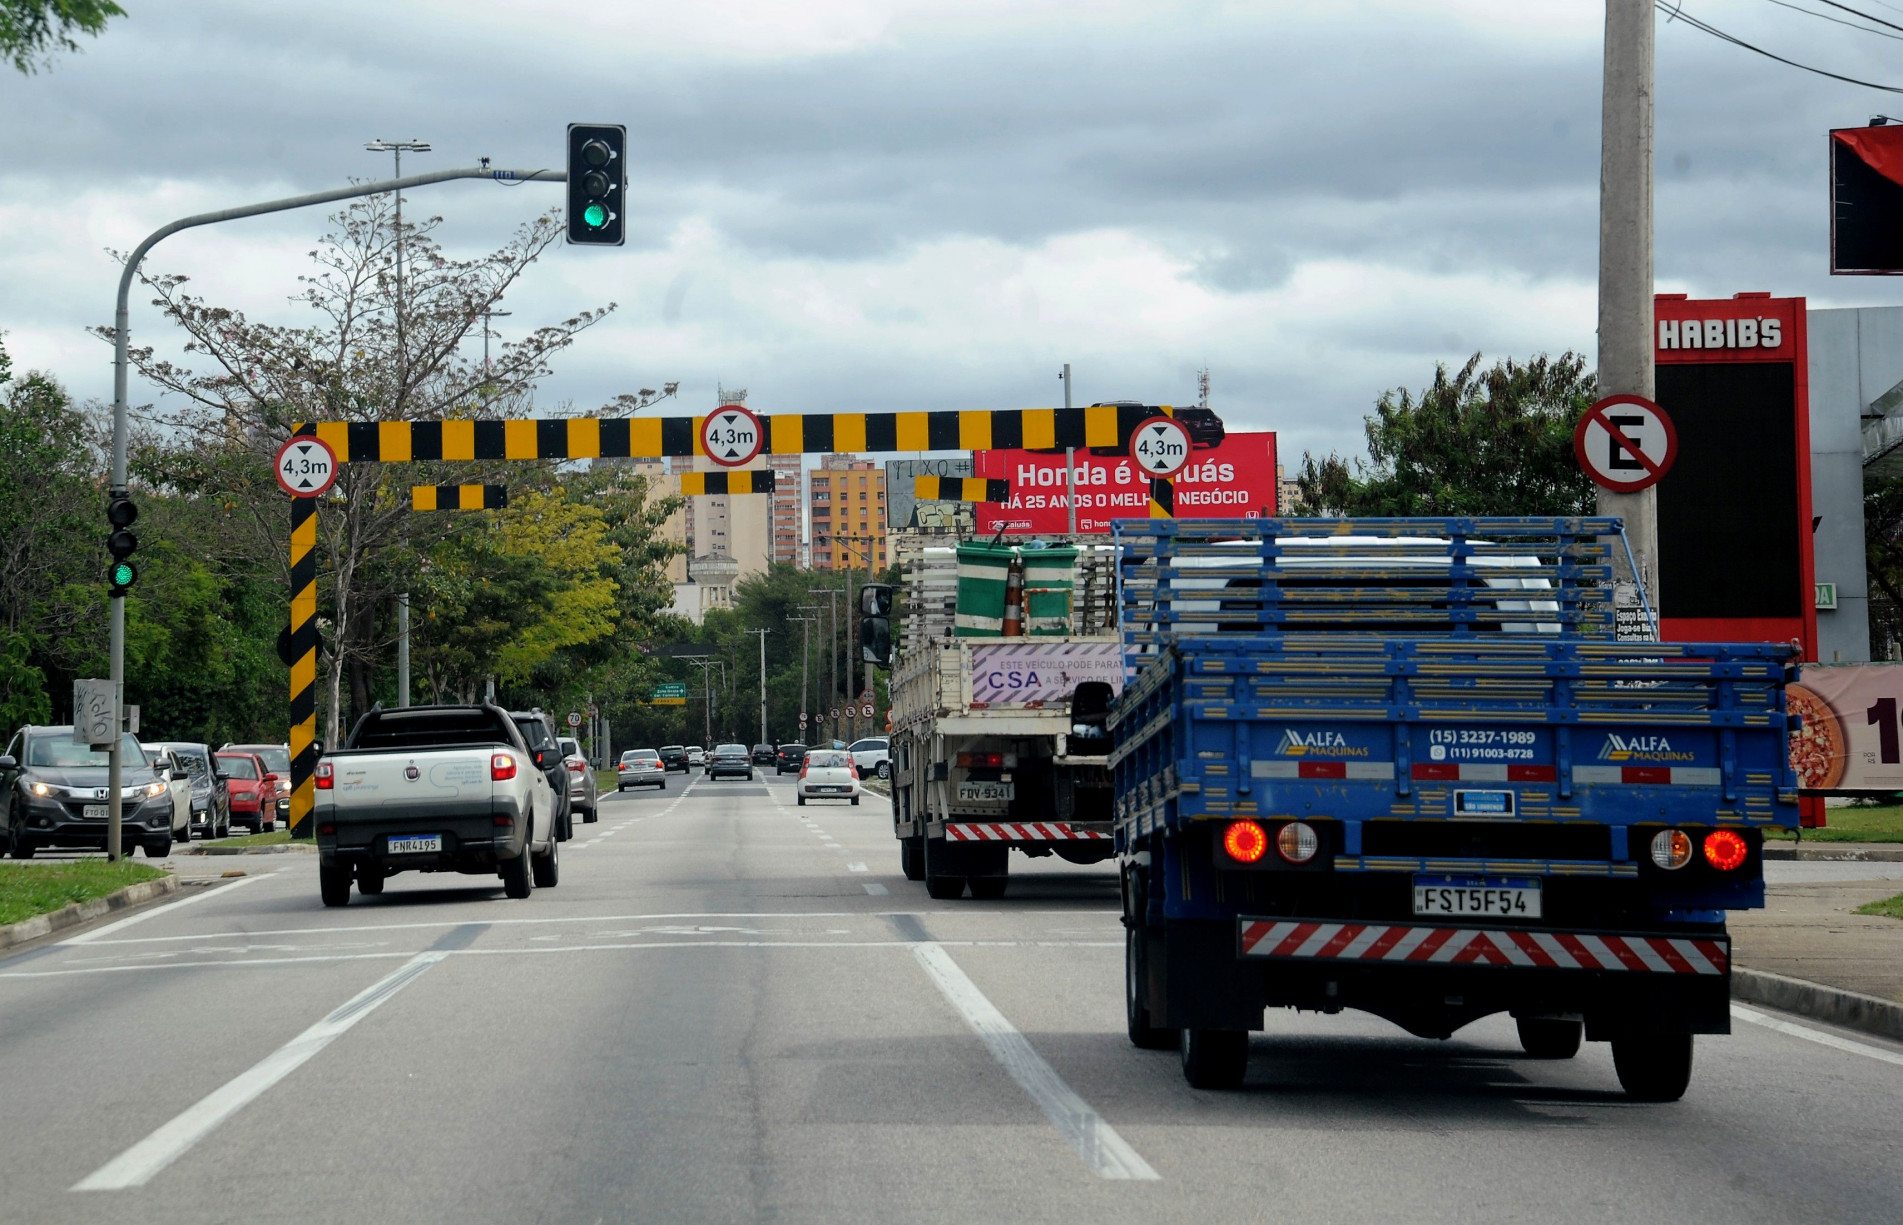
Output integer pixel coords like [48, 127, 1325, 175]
[106, 492, 138, 596]
[566, 123, 626, 246]
[859, 584, 893, 667]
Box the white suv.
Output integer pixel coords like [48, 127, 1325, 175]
[848, 737, 890, 780]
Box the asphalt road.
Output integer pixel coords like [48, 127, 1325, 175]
[3, 772, 1901, 1224]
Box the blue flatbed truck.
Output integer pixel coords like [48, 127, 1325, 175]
[1108, 517, 1800, 1100]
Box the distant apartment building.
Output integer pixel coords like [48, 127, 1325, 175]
[766, 451, 806, 566]
[809, 455, 888, 572]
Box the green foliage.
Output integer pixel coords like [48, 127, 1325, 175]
[0, 634, 50, 730]
[0, 860, 163, 926]
[0, 0, 125, 74]
[1295, 352, 1598, 517]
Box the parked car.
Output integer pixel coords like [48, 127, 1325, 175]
[686, 745, 707, 767]
[145, 741, 230, 840]
[617, 749, 666, 790]
[220, 742, 291, 828]
[141, 743, 194, 843]
[848, 737, 891, 780]
[705, 743, 753, 780]
[659, 745, 689, 773]
[314, 703, 559, 905]
[557, 736, 598, 825]
[775, 744, 809, 775]
[751, 743, 777, 766]
[508, 710, 572, 840]
[796, 749, 860, 807]
[213, 751, 276, 833]
[2, 727, 178, 857]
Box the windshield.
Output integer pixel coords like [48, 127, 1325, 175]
[27, 734, 148, 769]
[807, 751, 849, 768]
[215, 755, 259, 779]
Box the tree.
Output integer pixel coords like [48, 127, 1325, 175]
[1, 0, 124, 73]
[1295, 352, 1598, 517]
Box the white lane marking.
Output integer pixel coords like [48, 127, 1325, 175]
[846, 862, 868, 873]
[60, 875, 266, 946]
[6, 940, 1123, 980]
[910, 943, 1159, 1181]
[863, 883, 890, 896]
[72, 948, 452, 1190]
[1732, 1003, 1903, 1069]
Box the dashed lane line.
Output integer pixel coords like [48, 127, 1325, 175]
[862, 883, 890, 896]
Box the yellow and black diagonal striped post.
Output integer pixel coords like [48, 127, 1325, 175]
[677, 470, 776, 495]
[913, 475, 1010, 504]
[287, 472, 321, 838]
[411, 484, 508, 510]
[1149, 478, 1175, 519]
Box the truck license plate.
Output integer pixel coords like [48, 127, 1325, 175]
[1413, 875, 1541, 919]
[83, 804, 108, 820]
[386, 834, 444, 855]
[957, 781, 1014, 802]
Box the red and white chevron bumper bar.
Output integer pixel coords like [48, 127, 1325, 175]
[944, 822, 1110, 841]
[1237, 920, 1728, 975]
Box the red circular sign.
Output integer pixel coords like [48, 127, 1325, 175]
[274, 435, 339, 498]
[1573, 394, 1677, 493]
[701, 404, 765, 468]
[1129, 415, 1192, 479]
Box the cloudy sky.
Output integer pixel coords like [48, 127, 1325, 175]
[2, 0, 1898, 464]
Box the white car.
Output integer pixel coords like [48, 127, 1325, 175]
[140, 744, 193, 843]
[686, 746, 707, 767]
[796, 749, 861, 807]
[558, 736, 599, 824]
[617, 749, 666, 791]
[848, 737, 890, 780]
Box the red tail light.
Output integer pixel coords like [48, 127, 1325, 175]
[1223, 820, 1268, 863]
[566, 760, 585, 773]
[493, 815, 514, 828]
[955, 751, 1004, 768]
[317, 822, 336, 836]
[1703, 829, 1747, 871]
[314, 762, 333, 790]
[491, 753, 518, 781]
[849, 765, 859, 779]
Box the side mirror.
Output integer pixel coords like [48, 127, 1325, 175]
[533, 750, 549, 768]
[213, 769, 230, 782]
[0, 755, 15, 771]
[859, 583, 893, 617]
[170, 769, 189, 782]
[262, 773, 279, 788]
[859, 614, 890, 667]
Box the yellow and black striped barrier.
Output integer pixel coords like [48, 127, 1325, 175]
[678, 470, 775, 495]
[411, 484, 508, 511]
[293, 405, 1173, 462]
[287, 494, 320, 837]
[913, 475, 1010, 503]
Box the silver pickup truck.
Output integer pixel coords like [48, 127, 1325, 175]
[313, 704, 561, 907]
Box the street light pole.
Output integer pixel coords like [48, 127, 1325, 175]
[104, 162, 565, 862]
[1060, 363, 1076, 536]
[746, 628, 771, 745]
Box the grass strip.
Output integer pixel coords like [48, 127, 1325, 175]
[1766, 804, 1903, 843]
[1855, 893, 1903, 921]
[0, 861, 166, 927]
[203, 829, 292, 848]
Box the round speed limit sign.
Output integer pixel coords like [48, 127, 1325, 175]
[1129, 416, 1192, 479]
[701, 404, 764, 468]
[274, 436, 339, 498]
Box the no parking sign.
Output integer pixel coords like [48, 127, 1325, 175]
[1573, 394, 1677, 493]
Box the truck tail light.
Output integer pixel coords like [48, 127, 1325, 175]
[492, 754, 518, 781]
[1703, 829, 1747, 871]
[1650, 829, 1693, 870]
[955, 751, 1004, 768]
[1276, 821, 1319, 864]
[314, 762, 333, 790]
[1223, 820, 1268, 863]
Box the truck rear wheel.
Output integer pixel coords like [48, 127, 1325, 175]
[319, 862, 351, 907]
[1125, 925, 1173, 1050]
[1612, 1033, 1694, 1101]
[1180, 1028, 1249, 1090]
[501, 849, 534, 899]
[1517, 1017, 1582, 1060]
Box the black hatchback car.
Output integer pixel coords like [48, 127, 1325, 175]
[659, 745, 689, 773]
[774, 744, 809, 774]
[1, 726, 179, 858]
[751, 743, 776, 765]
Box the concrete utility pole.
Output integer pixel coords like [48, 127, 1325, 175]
[1598, 0, 1659, 604]
[1060, 363, 1076, 536]
[746, 628, 771, 745]
[794, 607, 820, 741]
[809, 587, 840, 745]
[395, 594, 410, 707]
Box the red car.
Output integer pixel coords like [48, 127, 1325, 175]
[214, 752, 279, 833]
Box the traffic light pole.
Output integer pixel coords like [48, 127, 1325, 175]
[105, 165, 564, 858]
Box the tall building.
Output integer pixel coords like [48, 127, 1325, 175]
[766, 452, 806, 565]
[809, 455, 888, 572]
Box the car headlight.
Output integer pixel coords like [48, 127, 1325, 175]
[147, 781, 168, 797]
[30, 781, 53, 798]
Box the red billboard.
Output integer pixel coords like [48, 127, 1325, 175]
[974, 431, 1278, 534]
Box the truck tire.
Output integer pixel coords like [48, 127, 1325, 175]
[356, 866, 385, 896]
[969, 876, 1007, 900]
[319, 862, 351, 907]
[1517, 1017, 1583, 1060]
[501, 849, 534, 899]
[923, 838, 966, 899]
[1125, 925, 1174, 1050]
[1180, 1028, 1249, 1090]
[532, 834, 560, 888]
[1612, 1033, 1694, 1102]
[900, 836, 924, 881]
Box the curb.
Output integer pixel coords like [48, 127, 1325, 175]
[1733, 967, 1903, 1043]
[173, 842, 315, 856]
[1763, 844, 1903, 862]
[0, 874, 180, 951]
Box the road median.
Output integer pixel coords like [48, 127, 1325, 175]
[0, 866, 178, 951]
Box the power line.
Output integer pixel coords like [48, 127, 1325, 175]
[1763, 0, 1903, 40]
[1813, 0, 1903, 34]
[1661, 2, 1903, 93]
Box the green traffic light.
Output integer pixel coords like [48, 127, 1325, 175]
[583, 203, 608, 229]
[109, 561, 136, 589]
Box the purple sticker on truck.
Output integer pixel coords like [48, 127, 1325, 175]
[969, 642, 1125, 705]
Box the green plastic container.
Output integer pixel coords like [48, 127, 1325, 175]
[954, 543, 1015, 637]
[1020, 546, 1078, 636]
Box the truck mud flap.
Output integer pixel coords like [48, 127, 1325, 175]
[1155, 920, 1265, 1032]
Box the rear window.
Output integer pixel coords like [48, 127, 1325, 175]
[717, 744, 747, 754]
[350, 709, 516, 751]
[779, 744, 807, 755]
[661, 745, 684, 753]
[215, 755, 259, 779]
[513, 718, 556, 750]
[629, 750, 659, 761]
[807, 751, 849, 768]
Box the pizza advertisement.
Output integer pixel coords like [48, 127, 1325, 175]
[1791, 663, 1903, 793]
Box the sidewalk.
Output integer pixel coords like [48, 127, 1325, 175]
[1730, 866, 1903, 1039]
